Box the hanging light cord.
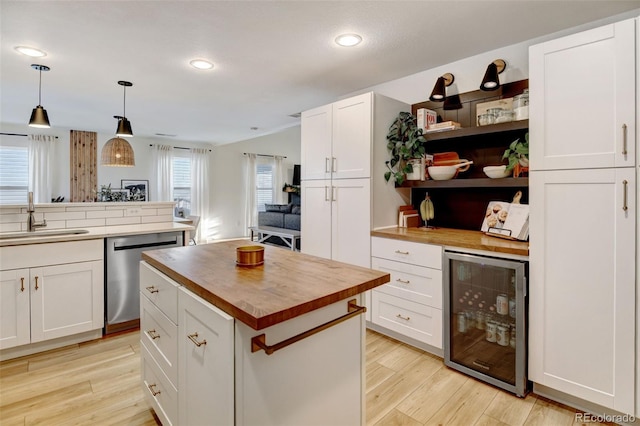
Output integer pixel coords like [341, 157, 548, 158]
[37, 67, 43, 106]
[122, 85, 126, 119]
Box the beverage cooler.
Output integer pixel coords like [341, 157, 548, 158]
[443, 250, 529, 397]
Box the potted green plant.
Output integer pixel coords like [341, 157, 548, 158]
[503, 132, 529, 173]
[384, 111, 427, 185]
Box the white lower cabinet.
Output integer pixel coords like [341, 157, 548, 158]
[178, 287, 234, 426]
[0, 240, 103, 351]
[370, 237, 443, 351]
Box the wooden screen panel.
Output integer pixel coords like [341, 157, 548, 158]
[70, 130, 97, 202]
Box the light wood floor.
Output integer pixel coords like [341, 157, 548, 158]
[0, 329, 609, 426]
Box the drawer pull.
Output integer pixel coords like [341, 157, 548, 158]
[622, 124, 628, 155]
[396, 314, 411, 321]
[394, 250, 409, 255]
[34, 276, 39, 291]
[622, 180, 628, 212]
[187, 332, 207, 347]
[20, 277, 25, 292]
[148, 383, 161, 396]
[252, 299, 366, 355]
[145, 286, 159, 294]
[395, 278, 410, 284]
[146, 329, 160, 340]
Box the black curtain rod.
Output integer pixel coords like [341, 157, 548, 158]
[243, 152, 287, 159]
[0, 132, 58, 139]
[149, 144, 211, 152]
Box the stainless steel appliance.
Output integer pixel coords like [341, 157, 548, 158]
[105, 231, 183, 334]
[443, 250, 529, 396]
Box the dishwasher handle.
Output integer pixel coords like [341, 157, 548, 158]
[113, 238, 179, 251]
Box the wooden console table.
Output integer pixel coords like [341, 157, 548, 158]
[249, 225, 300, 251]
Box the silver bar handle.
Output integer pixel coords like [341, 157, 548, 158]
[622, 124, 628, 155]
[146, 286, 159, 294]
[394, 250, 409, 255]
[324, 186, 329, 201]
[396, 314, 410, 321]
[622, 180, 628, 212]
[331, 186, 336, 202]
[395, 278, 410, 284]
[325, 157, 330, 173]
[331, 157, 337, 173]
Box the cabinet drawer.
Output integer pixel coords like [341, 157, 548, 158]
[371, 257, 442, 309]
[372, 237, 442, 269]
[141, 295, 178, 387]
[141, 342, 178, 426]
[140, 262, 179, 324]
[372, 291, 442, 349]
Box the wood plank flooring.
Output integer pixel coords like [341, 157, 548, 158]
[0, 329, 610, 425]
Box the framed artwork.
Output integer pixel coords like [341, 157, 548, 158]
[121, 179, 149, 201]
[110, 189, 130, 202]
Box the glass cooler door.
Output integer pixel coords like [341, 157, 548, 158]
[443, 251, 528, 397]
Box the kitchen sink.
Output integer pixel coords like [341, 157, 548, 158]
[0, 229, 90, 240]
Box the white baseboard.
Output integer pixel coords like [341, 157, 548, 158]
[0, 329, 103, 361]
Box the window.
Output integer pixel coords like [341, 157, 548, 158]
[0, 146, 29, 204]
[173, 155, 191, 215]
[256, 162, 273, 212]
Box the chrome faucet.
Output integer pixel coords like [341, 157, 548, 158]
[27, 191, 47, 232]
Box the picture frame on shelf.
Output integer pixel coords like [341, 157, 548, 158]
[121, 179, 149, 201]
[110, 189, 130, 202]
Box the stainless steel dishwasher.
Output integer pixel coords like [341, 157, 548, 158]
[104, 231, 184, 334]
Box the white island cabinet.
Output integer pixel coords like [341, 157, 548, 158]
[141, 240, 389, 426]
[0, 240, 103, 357]
[529, 17, 637, 415]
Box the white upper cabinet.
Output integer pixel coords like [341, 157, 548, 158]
[529, 18, 636, 170]
[301, 92, 373, 181]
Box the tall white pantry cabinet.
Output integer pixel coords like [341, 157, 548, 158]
[300, 92, 409, 270]
[529, 17, 638, 416]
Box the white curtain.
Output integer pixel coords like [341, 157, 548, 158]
[28, 134, 54, 203]
[243, 153, 257, 235]
[190, 148, 209, 243]
[152, 144, 173, 201]
[272, 155, 285, 204]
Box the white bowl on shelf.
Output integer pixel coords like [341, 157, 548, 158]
[483, 165, 510, 179]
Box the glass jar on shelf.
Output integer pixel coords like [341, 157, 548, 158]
[513, 89, 529, 120]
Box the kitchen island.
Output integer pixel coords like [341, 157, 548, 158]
[140, 240, 390, 426]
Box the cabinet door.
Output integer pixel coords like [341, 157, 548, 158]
[529, 168, 635, 413]
[301, 103, 332, 181]
[529, 19, 636, 170]
[301, 180, 332, 259]
[30, 261, 103, 343]
[178, 287, 234, 426]
[332, 92, 372, 179]
[331, 178, 371, 268]
[0, 269, 30, 349]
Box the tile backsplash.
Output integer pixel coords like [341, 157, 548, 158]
[0, 202, 176, 232]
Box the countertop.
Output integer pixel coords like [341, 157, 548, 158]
[371, 227, 529, 257]
[142, 239, 390, 330]
[0, 222, 193, 247]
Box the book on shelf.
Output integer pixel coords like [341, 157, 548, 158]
[425, 121, 462, 133]
[480, 201, 529, 241]
[417, 108, 437, 133]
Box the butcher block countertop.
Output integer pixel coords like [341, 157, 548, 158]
[142, 240, 390, 330]
[371, 227, 529, 257]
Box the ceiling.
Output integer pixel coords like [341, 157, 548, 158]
[1, 1, 638, 145]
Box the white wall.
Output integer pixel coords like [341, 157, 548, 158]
[210, 126, 301, 240]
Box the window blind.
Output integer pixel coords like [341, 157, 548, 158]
[173, 156, 191, 212]
[256, 163, 273, 212]
[0, 146, 29, 204]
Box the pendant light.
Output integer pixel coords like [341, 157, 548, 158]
[28, 64, 51, 128]
[480, 59, 506, 91]
[115, 81, 133, 137]
[429, 73, 454, 102]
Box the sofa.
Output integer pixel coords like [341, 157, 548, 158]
[258, 203, 301, 249]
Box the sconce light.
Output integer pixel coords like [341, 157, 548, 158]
[429, 73, 454, 102]
[115, 80, 133, 137]
[28, 64, 51, 128]
[480, 59, 506, 91]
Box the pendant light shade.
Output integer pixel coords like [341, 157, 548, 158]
[429, 73, 454, 102]
[115, 81, 133, 137]
[480, 59, 506, 91]
[101, 137, 135, 167]
[28, 64, 51, 128]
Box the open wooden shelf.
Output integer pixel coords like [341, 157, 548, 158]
[424, 120, 528, 143]
[400, 177, 528, 189]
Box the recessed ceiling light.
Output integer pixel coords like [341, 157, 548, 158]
[15, 46, 46, 57]
[189, 59, 214, 70]
[250, 127, 259, 131]
[335, 34, 362, 47]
